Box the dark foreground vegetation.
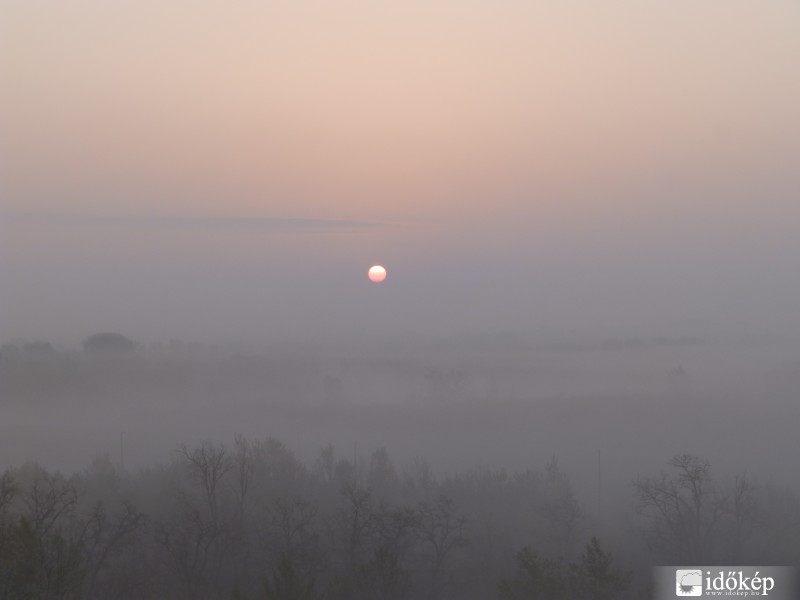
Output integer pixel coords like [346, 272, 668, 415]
[1, 437, 799, 600]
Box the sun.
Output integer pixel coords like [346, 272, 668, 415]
[368, 265, 387, 283]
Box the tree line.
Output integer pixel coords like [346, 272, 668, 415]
[1, 437, 799, 599]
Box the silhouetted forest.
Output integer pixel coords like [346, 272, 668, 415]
[2, 437, 800, 599]
[2, 339, 800, 599]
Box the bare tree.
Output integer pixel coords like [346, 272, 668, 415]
[313, 445, 336, 486]
[368, 448, 398, 499]
[633, 454, 726, 563]
[178, 441, 231, 526]
[266, 495, 320, 570]
[416, 495, 467, 600]
[158, 442, 235, 598]
[337, 481, 379, 572]
[724, 473, 759, 564]
[79, 500, 147, 598]
[539, 458, 583, 557]
[23, 471, 78, 537]
[231, 434, 255, 528]
[0, 470, 16, 515]
[155, 498, 220, 600]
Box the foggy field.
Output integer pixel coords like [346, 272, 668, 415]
[0, 341, 800, 478]
[3, 334, 800, 506]
[2, 335, 800, 599]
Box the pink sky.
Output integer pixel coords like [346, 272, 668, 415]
[2, 0, 799, 343]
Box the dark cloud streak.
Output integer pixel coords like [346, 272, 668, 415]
[1, 212, 394, 232]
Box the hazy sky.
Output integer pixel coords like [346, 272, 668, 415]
[2, 0, 799, 345]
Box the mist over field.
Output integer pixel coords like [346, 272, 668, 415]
[3, 332, 800, 484]
[2, 332, 800, 598]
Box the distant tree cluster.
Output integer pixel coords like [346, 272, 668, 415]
[81, 333, 137, 355]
